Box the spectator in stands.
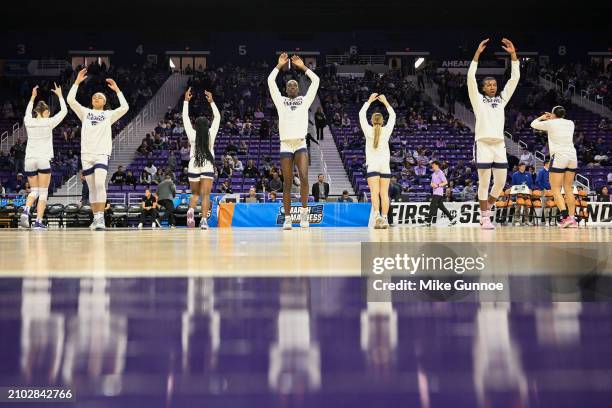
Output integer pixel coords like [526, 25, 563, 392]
[435, 137, 446, 148]
[269, 171, 283, 192]
[444, 187, 455, 202]
[268, 191, 278, 202]
[243, 160, 260, 179]
[18, 182, 31, 196]
[152, 133, 164, 150]
[232, 155, 244, 172]
[312, 174, 330, 202]
[137, 140, 152, 157]
[338, 190, 353, 203]
[180, 141, 190, 168]
[179, 167, 189, 184]
[255, 176, 269, 193]
[315, 107, 327, 140]
[138, 188, 160, 228]
[125, 170, 137, 186]
[598, 118, 608, 131]
[144, 161, 157, 178]
[152, 168, 164, 185]
[140, 170, 152, 185]
[259, 119, 271, 138]
[462, 180, 476, 202]
[224, 140, 238, 155]
[156, 174, 176, 228]
[13, 173, 26, 193]
[519, 148, 536, 167]
[607, 171, 612, 184]
[535, 160, 551, 190]
[10, 138, 26, 173]
[220, 158, 233, 178]
[596, 186, 610, 202]
[167, 149, 177, 172]
[245, 187, 259, 203]
[238, 140, 248, 155]
[389, 176, 402, 201]
[414, 161, 427, 176]
[332, 112, 342, 127]
[219, 179, 233, 194]
[111, 166, 126, 185]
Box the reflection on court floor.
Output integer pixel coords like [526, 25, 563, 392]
[1, 276, 612, 407]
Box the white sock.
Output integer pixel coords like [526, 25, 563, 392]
[36, 218, 42, 223]
[382, 214, 388, 220]
[94, 212, 103, 221]
[24, 206, 30, 215]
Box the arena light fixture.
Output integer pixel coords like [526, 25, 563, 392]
[169, 59, 176, 69]
[414, 57, 425, 69]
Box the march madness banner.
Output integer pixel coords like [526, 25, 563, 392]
[389, 202, 612, 227]
[227, 202, 371, 227]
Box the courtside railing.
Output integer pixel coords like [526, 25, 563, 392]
[540, 74, 612, 119]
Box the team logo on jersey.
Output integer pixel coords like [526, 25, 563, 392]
[87, 112, 106, 126]
[483, 96, 502, 109]
[284, 98, 303, 111]
[276, 204, 324, 225]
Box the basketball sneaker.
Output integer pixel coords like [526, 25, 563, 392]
[94, 218, 105, 231]
[19, 214, 30, 229]
[480, 211, 495, 230]
[151, 222, 156, 229]
[448, 219, 457, 226]
[187, 208, 195, 228]
[137, 223, 143, 229]
[300, 207, 309, 228]
[374, 215, 382, 229]
[380, 216, 389, 229]
[283, 216, 293, 230]
[200, 218, 208, 230]
[559, 216, 577, 228]
[31, 220, 47, 230]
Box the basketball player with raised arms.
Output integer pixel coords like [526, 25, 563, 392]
[468, 38, 520, 229]
[183, 88, 220, 229]
[67, 68, 129, 230]
[530, 106, 578, 228]
[359, 93, 396, 229]
[268, 53, 320, 230]
[19, 83, 67, 229]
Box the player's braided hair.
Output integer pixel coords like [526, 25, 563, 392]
[194, 117, 214, 167]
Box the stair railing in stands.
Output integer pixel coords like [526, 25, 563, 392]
[575, 173, 590, 193]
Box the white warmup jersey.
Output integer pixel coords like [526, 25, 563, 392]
[359, 101, 396, 175]
[267, 68, 320, 142]
[530, 117, 577, 169]
[24, 98, 67, 160]
[467, 60, 520, 142]
[183, 100, 220, 178]
[67, 85, 129, 156]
